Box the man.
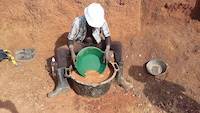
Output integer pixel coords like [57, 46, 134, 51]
[48, 3, 133, 97]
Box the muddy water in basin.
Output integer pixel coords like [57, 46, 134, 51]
[71, 67, 111, 84]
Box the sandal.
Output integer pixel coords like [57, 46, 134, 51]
[15, 48, 36, 61]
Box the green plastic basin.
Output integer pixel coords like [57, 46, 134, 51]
[75, 47, 107, 77]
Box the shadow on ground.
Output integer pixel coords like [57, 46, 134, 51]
[190, 0, 200, 20]
[0, 100, 19, 113]
[54, 32, 69, 53]
[129, 65, 200, 113]
[46, 32, 69, 73]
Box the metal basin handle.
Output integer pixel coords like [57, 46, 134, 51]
[110, 62, 119, 72]
[64, 65, 73, 78]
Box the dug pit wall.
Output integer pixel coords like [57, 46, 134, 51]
[0, 0, 142, 52]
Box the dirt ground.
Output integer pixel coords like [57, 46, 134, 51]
[0, 0, 200, 113]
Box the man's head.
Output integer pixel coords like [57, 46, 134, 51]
[84, 3, 105, 28]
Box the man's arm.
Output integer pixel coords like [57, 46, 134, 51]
[102, 21, 111, 50]
[105, 36, 111, 51]
[102, 21, 111, 62]
[67, 18, 79, 64]
[68, 40, 76, 65]
[67, 40, 75, 60]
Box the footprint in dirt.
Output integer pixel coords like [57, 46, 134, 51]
[129, 65, 200, 113]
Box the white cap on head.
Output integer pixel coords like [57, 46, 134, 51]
[84, 3, 105, 28]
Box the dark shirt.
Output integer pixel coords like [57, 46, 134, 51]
[83, 25, 97, 44]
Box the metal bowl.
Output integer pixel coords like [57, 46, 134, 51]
[146, 59, 167, 76]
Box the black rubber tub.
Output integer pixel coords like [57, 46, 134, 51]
[67, 62, 119, 97]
